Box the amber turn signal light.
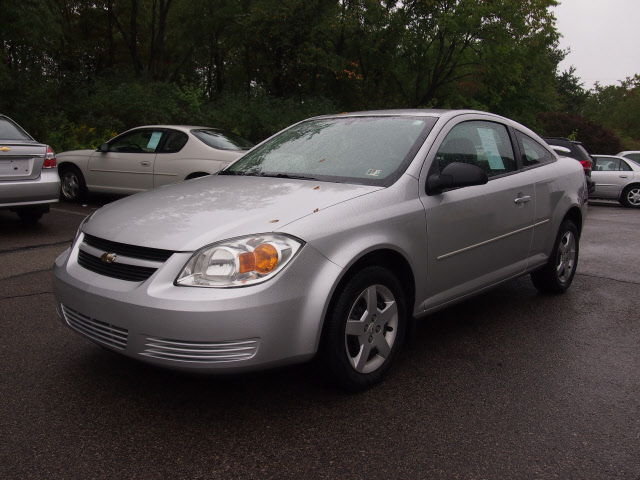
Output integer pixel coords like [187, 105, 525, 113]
[237, 244, 279, 274]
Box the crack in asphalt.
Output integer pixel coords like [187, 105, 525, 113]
[0, 240, 72, 255]
[576, 272, 640, 286]
[1, 268, 52, 281]
[1, 291, 53, 300]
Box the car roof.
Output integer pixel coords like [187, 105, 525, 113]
[128, 125, 222, 131]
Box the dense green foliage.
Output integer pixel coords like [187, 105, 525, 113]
[0, 0, 637, 152]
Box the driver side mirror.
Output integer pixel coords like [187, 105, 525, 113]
[97, 143, 109, 152]
[427, 162, 488, 195]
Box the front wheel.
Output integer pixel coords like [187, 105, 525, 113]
[60, 166, 86, 202]
[318, 266, 407, 391]
[531, 219, 579, 294]
[620, 185, 640, 208]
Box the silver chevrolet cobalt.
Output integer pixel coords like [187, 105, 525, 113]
[53, 110, 587, 390]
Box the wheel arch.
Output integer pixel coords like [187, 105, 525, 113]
[317, 247, 417, 348]
[58, 160, 84, 174]
[185, 172, 210, 180]
[562, 205, 584, 237]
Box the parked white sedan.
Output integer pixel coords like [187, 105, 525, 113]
[591, 155, 640, 208]
[56, 125, 253, 201]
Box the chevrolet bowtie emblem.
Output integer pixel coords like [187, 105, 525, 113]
[101, 252, 117, 263]
[0, 146, 11, 152]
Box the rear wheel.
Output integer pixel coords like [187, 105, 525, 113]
[531, 219, 579, 294]
[60, 166, 86, 202]
[319, 266, 407, 391]
[16, 205, 48, 223]
[620, 185, 640, 208]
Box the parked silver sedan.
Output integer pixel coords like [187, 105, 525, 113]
[0, 114, 60, 222]
[56, 125, 253, 201]
[617, 151, 640, 163]
[591, 155, 640, 207]
[53, 110, 587, 390]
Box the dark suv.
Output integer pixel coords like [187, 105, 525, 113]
[542, 137, 596, 195]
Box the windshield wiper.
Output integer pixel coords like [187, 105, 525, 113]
[258, 172, 318, 181]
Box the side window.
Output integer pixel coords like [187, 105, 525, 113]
[594, 158, 620, 171]
[435, 121, 516, 178]
[620, 160, 632, 172]
[160, 130, 188, 153]
[516, 132, 554, 167]
[109, 130, 164, 153]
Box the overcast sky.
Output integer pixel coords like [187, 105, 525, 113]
[553, 0, 640, 90]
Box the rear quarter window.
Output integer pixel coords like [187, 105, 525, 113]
[517, 132, 555, 167]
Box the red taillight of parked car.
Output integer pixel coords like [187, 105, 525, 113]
[580, 159, 592, 173]
[43, 146, 57, 168]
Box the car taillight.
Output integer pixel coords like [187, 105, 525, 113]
[43, 146, 57, 168]
[580, 159, 592, 172]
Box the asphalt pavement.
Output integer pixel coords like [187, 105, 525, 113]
[1, 199, 639, 479]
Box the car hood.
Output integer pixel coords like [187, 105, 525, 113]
[82, 175, 382, 251]
[57, 149, 94, 158]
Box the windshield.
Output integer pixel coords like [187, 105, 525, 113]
[191, 129, 254, 151]
[0, 117, 33, 141]
[222, 116, 436, 186]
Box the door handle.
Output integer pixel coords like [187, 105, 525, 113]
[619, 175, 628, 178]
[140, 161, 151, 167]
[514, 196, 531, 204]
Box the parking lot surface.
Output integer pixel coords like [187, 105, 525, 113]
[1, 199, 639, 479]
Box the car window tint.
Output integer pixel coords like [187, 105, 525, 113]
[436, 121, 516, 178]
[594, 158, 620, 171]
[0, 117, 32, 141]
[517, 132, 554, 167]
[161, 130, 188, 153]
[109, 130, 164, 153]
[191, 129, 254, 150]
[625, 153, 640, 162]
[620, 160, 632, 171]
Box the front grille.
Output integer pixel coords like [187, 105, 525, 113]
[78, 250, 157, 282]
[83, 234, 174, 262]
[62, 305, 128, 350]
[140, 337, 259, 364]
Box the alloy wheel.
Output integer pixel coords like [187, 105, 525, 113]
[61, 171, 80, 200]
[626, 187, 640, 207]
[555, 230, 576, 284]
[344, 284, 398, 374]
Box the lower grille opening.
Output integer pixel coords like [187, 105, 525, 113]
[61, 305, 128, 350]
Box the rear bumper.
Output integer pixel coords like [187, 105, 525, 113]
[0, 169, 60, 208]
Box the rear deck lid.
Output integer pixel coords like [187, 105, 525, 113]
[0, 142, 48, 181]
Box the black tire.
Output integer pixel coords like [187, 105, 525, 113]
[531, 219, 579, 294]
[620, 184, 640, 208]
[59, 165, 86, 202]
[16, 206, 48, 223]
[318, 266, 407, 391]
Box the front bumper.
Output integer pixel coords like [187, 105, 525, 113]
[0, 169, 60, 208]
[52, 236, 342, 372]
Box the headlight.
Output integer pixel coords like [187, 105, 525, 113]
[175, 234, 304, 288]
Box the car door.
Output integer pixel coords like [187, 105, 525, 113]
[419, 117, 535, 309]
[153, 129, 191, 188]
[87, 128, 165, 194]
[592, 157, 630, 198]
